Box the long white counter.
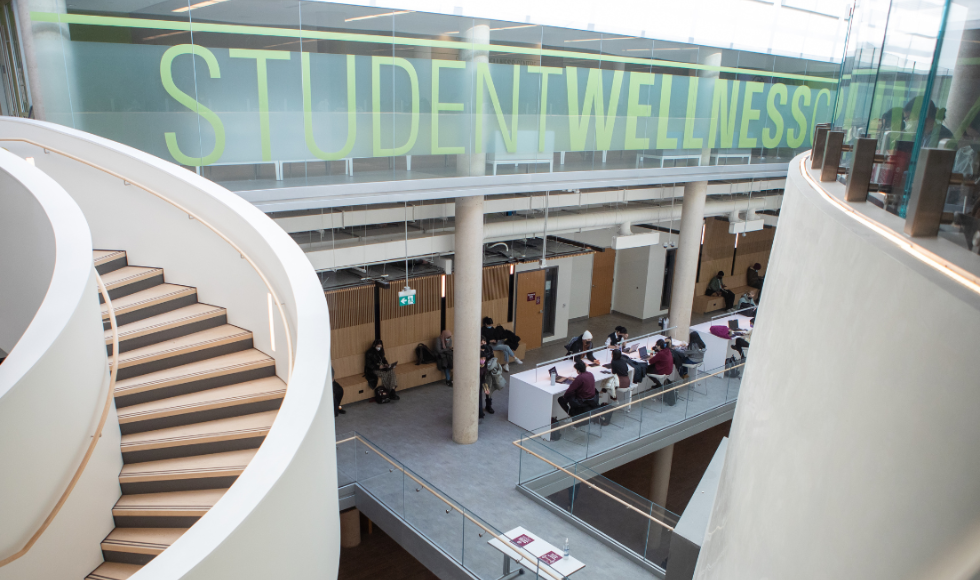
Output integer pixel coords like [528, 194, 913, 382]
[689, 313, 753, 371]
[508, 333, 668, 433]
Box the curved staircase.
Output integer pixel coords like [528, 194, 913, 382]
[87, 250, 285, 580]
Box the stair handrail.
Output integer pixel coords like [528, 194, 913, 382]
[0, 272, 119, 568]
[338, 433, 567, 580]
[0, 137, 294, 382]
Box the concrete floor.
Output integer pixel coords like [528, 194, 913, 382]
[334, 308, 728, 579]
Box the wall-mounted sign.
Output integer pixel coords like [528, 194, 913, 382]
[527, 292, 536, 302]
[398, 287, 417, 307]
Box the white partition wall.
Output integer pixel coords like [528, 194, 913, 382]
[0, 148, 120, 580]
[0, 119, 338, 580]
[695, 154, 980, 579]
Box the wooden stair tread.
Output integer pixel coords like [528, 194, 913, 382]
[86, 562, 142, 580]
[113, 488, 226, 516]
[106, 303, 225, 344]
[120, 410, 277, 451]
[118, 376, 285, 424]
[114, 350, 274, 397]
[94, 250, 126, 266]
[120, 449, 258, 483]
[102, 284, 195, 319]
[101, 266, 163, 289]
[115, 324, 251, 369]
[102, 527, 186, 555]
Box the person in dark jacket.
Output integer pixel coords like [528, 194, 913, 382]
[747, 263, 764, 300]
[482, 317, 522, 371]
[647, 339, 675, 387]
[435, 329, 454, 386]
[607, 349, 631, 399]
[332, 367, 345, 416]
[706, 271, 736, 310]
[480, 335, 494, 363]
[567, 330, 599, 365]
[605, 326, 629, 348]
[365, 339, 399, 402]
[557, 361, 599, 417]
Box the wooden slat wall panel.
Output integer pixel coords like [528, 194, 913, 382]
[732, 227, 776, 288]
[446, 265, 513, 335]
[380, 275, 442, 366]
[696, 218, 736, 295]
[325, 286, 376, 379]
[445, 273, 455, 333]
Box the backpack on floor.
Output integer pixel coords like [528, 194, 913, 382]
[724, 356, 742, 379]
[374, 385, 391, 404]
[415, 343, 438, 365]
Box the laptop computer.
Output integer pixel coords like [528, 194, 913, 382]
[728, 320, 741, 331]
[549, 366, 574, 384]
[638, 346, 649, 359]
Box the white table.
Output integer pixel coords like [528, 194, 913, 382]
[689, 314, 752, 372]
[508, 335, 667, 433]
[488, 526, 585, 578]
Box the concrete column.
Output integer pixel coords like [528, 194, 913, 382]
[457, 23, 489, 177]
[339, 508, 361, 548]
[452, 195, 484, 444]
[649, 443, 674, 506]
[668, 181, 707, 340]
[943, 29, 980, 138]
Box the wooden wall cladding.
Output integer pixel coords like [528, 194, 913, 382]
[732, 226, 775, 289]
[325, 286, 375, 380]
[446, 265, 513, 335]
[380, 275, 443, 367]
[696, 218, 736, 295]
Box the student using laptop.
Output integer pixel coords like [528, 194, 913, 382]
[558, 361, 599, 417]
[364, 339, 399, 403]
[647, 339, 675, 387]
[732, 318, 754, 359]
[605, 326, 628, 349]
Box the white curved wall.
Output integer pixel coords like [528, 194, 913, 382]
[0, 118, 338, 580]
[696, 154, 980, 579]
[0, 148, 120, 579]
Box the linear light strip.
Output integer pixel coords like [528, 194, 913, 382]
[29, 12, 839, 84]
[799, 154, 980, 294]
[344, 10, 412, 22]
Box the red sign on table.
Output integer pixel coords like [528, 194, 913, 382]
[539, 551, 563, 565]
[510, 534, 534, 547]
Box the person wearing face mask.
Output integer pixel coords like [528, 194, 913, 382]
[481, 317, 523, 371]
[480, 335, 494, 363]
[364, 339, 399, 403]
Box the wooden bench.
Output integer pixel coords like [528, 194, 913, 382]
[337, 362, 442, 404]
[693, 286, 754, 314]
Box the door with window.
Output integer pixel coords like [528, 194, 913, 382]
[515, 270, 546, 350]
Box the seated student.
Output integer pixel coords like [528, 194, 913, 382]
[605, 326, 629, 348]
[732, 318, 754, 359]
[736, 291, 757, 316]
[435, 330, 454, 386]
[566, 330, 600, 366]
[364, 339, 399, 403]
[557, 360, 599, 417]
[479, 335, 494, 364]
[706, 271, 736, 311]
[647, 339, 675, 387]
[607, 349, 631, 399]
[482, 317, 523, 371]
[746, 263, 764, 298]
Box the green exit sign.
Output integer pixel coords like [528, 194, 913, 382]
[398, 287, 416, 307]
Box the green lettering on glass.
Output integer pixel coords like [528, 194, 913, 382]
[842, 80, 860, 129]
[762, 83, 787, 149]
[566, 67, 624, 151]
[371, 56, 420, 157]
[302, 52, 356, 161]
[657, 74, 678, 150]
[475, 63, 520, 154]
[682, 77, 704, 150]
[810, 88, 833, 146]
[708, 79, 740, 149]
[787, 85, 811, 148]
[229, 48, 291, 161]
[624, 72, 655, 150]
[160, 44, 225, 167]
[738, 81, 763, 148]
[527, 66, 563, 152]
[431, 60, 465, 155]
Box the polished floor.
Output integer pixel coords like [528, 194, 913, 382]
[334, 308, 729, 579]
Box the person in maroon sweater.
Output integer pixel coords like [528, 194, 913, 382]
[647, 339, 675, 387]
[558, 361, 598, 417]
